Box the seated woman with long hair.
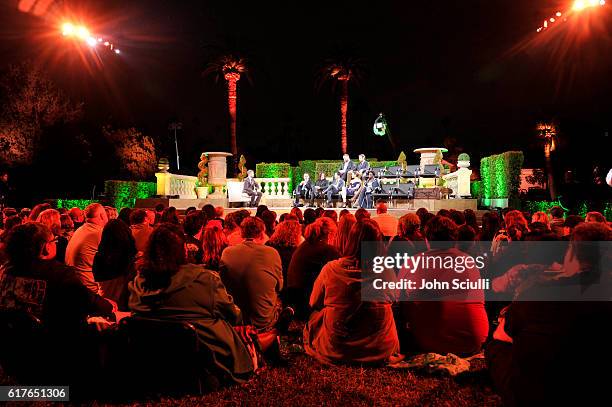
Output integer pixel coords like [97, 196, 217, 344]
[303, 219, 399, 365]
[266, 219, 303, 287]
[129, 223, 253, 384]
[201, 224, 228, 271]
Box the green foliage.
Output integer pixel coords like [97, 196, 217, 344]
[371, 160, 397, 168]
[458, 153, 470, 161]
[104, 180, 156, 209]
[523, 200, 561, 214]
[56, 199, 96, 210]
[255, 162, 292, 178]
[471, 181, 484, 200]
[480, 151, 524, 203]
[523, 200, 611, 221]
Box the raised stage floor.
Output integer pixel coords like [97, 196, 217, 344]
[136, 197, 478, 217]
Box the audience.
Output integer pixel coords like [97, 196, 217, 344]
[486, 222, 612, 405]
[304, 219, 399, 365]
[65, 203, 109, 294]
[201, 224, 228, 271]
[129, 209, 153, 253]
[287, 217, 339, 319]
[398, 216, 489, 356]
[93, 219, 137, 310]
[220, 217, 283, 330]
[371, 202, 398, 237]
[36, 209, 68, 263]
[266, 219, 303, 288]
[129, 224, 254, 384]
[2, 195, 611, 399]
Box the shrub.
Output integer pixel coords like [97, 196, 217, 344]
[104, 180, 156, 209]
[458, 153, 470, 161]
[480, 151, 524, 205]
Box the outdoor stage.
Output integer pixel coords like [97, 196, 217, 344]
[135, 197, 478, 216]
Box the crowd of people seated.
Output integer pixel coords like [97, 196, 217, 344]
[0, 200, 610, 404]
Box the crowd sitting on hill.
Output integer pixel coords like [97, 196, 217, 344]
[0, 200, 610, 404]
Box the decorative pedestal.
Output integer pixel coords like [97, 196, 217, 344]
[413, 147, 449, 170]
[204, 152, 232, 198]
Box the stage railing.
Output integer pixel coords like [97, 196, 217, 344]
[155, 172, 198, 199]
[442, 167, 472, 197]
[156, 173, 291, 201]
[255, 177, 291, 199]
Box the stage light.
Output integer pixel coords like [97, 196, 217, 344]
[85, 36, 96, 47]
[114, 49, 120, 54]
[550, 18, 555, 22]
[62, 22, 74, 36]
[104, 41, 109, 46]
[76, 25, 90, 39]
[556, 11, 563, 16]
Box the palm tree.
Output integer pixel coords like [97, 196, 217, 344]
[536, 122, 558, 200]
[203, 55, 248, 163]
[317, 56, 365, 154]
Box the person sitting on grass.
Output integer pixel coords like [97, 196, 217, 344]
[398, 216, 489, 356]
[486, 222, 612, 406]
[129, 223, 253, 384]
[220, 217, 283, 330]
[304, 219, 399, 365]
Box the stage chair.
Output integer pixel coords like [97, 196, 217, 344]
[226, 180, 251, 207]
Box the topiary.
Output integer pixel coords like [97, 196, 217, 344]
[458, 153, 470, 161]
[197, 153, 208, 186]
[237, 155, 247, 181]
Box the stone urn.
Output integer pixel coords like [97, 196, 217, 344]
[195, 186, 208, 199]
[204, 152, 232, 198]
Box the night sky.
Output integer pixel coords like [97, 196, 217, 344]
[1, 0, 611, 177]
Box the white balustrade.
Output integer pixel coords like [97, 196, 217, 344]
[442, 167, 472, 198]
[255, 178, 291, 199]
[155, 172, 198, 199]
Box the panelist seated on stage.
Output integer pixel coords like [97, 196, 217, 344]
[357, 171, 381, 209]
[342, 171, 363, 208]
[356, 154, 370, 176]
[313, 172, 330, 200]
[293, 173, 314, 207]
[242, 170, 262, 207]
[322, 173, 345, 207]
[337, 154, 356, 181]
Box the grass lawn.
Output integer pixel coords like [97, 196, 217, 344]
[1, 323, 502, 406]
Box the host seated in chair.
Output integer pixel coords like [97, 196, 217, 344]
[242, 170, 262, 208]
[293, 173, 314, 207]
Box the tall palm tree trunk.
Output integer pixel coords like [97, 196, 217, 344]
[544, 144, 556, 200]
[339, 78, 349, 154]
[225, 73, 239, 166]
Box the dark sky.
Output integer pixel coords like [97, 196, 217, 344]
[1, 0, 611, 173]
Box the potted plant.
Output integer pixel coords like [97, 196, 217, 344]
[195, 153, 209, 199]
[457, 153, 470, 169]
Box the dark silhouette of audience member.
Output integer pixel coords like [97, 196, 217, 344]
[129, 224, 254, 384]
[93, 219, 137, 311]
[220, 217, 283, 330]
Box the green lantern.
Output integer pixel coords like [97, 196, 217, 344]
[373, 113, 388, 137]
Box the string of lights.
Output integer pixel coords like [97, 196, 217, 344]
[61, 22, 121, 55]
[536, 0, 606, 33]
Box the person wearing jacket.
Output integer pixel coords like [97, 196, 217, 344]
[129, 223, 253, 384]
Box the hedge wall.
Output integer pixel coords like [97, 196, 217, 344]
[56, 199, 97, 210]
[104, 180, 156, 209]
[471, 180, 484, 200]
[480, 151, 524, 204]
[523, 200, 612, 220]
[255, 163, 292, 178]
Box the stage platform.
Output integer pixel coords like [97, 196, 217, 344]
[135, 197, 478, 215]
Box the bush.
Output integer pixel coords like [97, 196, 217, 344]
[255, 163, 292, 178]
[471, 180, 484, 200]
[480, 151, 524, 205]
[55, 199, 97, 210]
[458, 153, 470, 161]
[104, 180, 156, 209]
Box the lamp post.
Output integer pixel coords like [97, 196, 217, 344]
[168, 121, 182, 171]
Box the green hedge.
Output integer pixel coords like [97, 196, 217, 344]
[471, 180, 484, 200]
[255, 162, 292, 178]
[56, 199, 97, 210]
[104, 180, 156, 209]
[480, 151, 524, 205]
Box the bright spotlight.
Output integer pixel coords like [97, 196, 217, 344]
[573, 0, 605, 10]
[114, 49, 120, 54]
[76, 26, 90, 39]
[556, 11, 563, 17]
[62, 22, 74, 36]
[85, 36, 97, 47]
